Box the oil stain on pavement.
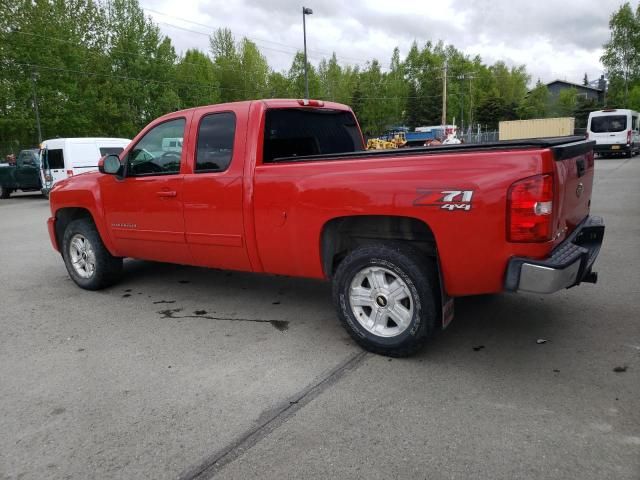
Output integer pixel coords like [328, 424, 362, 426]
[158, 308, 289, 331]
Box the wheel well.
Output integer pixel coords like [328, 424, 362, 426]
[54, 208, 94, 250]
[321, 215, 437, 277]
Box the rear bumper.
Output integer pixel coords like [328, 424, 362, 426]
[594, 144, 630, 154]
[504, 216, 605, 294]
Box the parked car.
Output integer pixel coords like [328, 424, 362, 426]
[40, 137, 131, 195]
[0, 149, 42, 199]
[46, 99, 604, 357]
[587, 108, 639, 157]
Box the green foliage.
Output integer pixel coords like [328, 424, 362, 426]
[7, 0, 613, 157]
[601, 2, 640, 107]
[517, 81, 550, 119]
[555, 88, 578, 117]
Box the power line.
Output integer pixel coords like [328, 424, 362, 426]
[12, 62, 451, 102]
[142, 6, 380, 67]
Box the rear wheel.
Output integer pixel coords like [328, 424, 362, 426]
[62, 218, 122, 290]
[0, 186, 11, 199]
[332, 243, 439, 357]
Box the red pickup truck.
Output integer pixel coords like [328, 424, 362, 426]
[47, 99, 604, 356]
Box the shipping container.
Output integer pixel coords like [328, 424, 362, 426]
[499, 117, 575, 141]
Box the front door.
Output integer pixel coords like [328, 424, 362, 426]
[182, 108, 251, 271]
[101, 116, 192, 264]
[15, 151, 40, 189]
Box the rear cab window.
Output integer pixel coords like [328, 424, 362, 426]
[263, 108, 364, 163]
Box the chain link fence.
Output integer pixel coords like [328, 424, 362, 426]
[459, 130, 499, 144]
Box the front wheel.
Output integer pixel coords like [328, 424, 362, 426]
[0, 186, 11, 199]
[62, 218, 123, 290]
[332, 243, 439, 357]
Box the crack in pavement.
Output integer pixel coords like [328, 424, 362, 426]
[158, 308, 289, 331]
[178, 350, 369, 480]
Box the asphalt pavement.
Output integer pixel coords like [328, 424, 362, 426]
[0, 155, 638, 480]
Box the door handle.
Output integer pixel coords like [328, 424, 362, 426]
[157, 190, 177, 198]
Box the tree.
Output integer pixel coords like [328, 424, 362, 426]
[517, 80, 550, 119]
[174, 49, 218, 109]
[555, 88, 578, 117]
[583, 73, 589, 86]
[601, 2, 640, 107]
[209, 28, 242, 102]
[288, 52, 320, 98]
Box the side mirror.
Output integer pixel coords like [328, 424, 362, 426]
[99, 154, 122, 175]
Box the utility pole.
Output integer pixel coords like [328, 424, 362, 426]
[441, 60, 447, 130]
[302, 6, 313, 99]
[31, 70, 42, 144]
[460, 94, 464, 138]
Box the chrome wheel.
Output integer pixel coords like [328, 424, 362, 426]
[349, 266, 414, 337]
[69, 234, 96, 279]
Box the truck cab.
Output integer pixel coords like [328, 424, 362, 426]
[0, 149, 42, 199]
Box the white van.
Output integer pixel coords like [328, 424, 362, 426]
[587, 109, 640, 157]
[40, 137, 130, 193]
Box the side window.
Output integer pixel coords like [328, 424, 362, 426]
[196, 112, 236, 172]
[127, 118, 185, 176]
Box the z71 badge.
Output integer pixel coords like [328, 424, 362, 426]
[413, 189, 475, 211]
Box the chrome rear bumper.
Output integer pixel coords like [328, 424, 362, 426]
[504, 216, 605, 294]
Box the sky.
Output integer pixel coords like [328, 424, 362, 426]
[141, 0, 627, 87]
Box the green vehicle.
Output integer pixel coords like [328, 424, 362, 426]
[0, 149, 43, 199]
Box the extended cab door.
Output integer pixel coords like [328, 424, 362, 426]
[100, 116, 192, 264]
[15, 151, 41, 189]
[182, 105, 251, 271]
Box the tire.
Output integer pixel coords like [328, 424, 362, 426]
[332, 243, 439, 357]
[0, 186, 11, 199]
[61, 218, 122, 290]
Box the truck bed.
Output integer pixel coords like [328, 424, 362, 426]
[271, 136, 594, 163]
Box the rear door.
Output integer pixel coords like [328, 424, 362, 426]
[45, 147, 66, 187]
[589, 113, 628, 150]
[15, 151, 40, 188]
[182, 107, 251, 271]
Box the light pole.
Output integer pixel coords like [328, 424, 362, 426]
[302, 6, 313, 99]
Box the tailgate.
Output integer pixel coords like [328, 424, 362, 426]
[551, 140, 595, 243]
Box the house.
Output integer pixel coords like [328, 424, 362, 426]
[545, 76, 606, 104]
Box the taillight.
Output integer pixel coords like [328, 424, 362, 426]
[66, 169, 73, 177]
[627, 130, 632, 145]
[507, 174, 554, 242]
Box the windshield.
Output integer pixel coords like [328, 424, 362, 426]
[590, 115, 628, 133]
